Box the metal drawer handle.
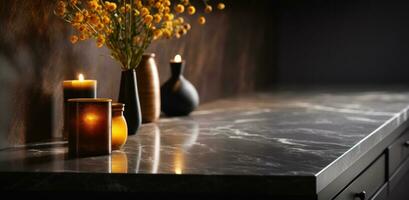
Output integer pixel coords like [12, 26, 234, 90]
[405, 140, 409, 147]
[355, 190, 366, 200]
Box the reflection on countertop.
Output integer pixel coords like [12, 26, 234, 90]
[1, 90, 409, 177]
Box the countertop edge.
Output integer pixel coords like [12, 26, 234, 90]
[315, 105, 409, 193]
[0, 171, 317, 196]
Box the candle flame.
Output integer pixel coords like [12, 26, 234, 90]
[78, 73, 85, 81]
[174, 54, 182, 63]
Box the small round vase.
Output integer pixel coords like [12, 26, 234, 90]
[111, 103, 127, 150]
[136, 54, 161, 123]
[161, 60, 199, 116]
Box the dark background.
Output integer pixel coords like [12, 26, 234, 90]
[276, 0, 409, 86]
[1, 0, 409, 148]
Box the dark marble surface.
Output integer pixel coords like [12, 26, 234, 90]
[1, 89, 409, 193]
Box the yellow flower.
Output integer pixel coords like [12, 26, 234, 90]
[74, 12, 84, 23]
[182, 0, 189, 6]
[89, 14, 99, 25]
[187, 6, 195, 15]
[175, 4, 184, 13]
[141, 7, 150, 16]
[56, 7, 66, 16]
[162, 29, 172, 38]
[135, 1, 143, 9]
[56, 1, 66, 16]
[96, 35, 105, 47]
[158, 5, 165, 13]
[178, 28, 187, 36]
[70, 0, 78, 5]
[183, 23, 191, 30]
[164, 0, 171, 7]
[198, 16, 206, 25]
[57, 1, 66, 8]
[102, 16, 110, 24]
[78, 24, 87, 32]
[153, 29, 163, 39]
[217, 3, 225, 10]
[154, 14, 162, 23]
[205, 5, 212, 13]
[163, 13, 174, 21]
[79, 33, 88, 41]
[105, 2, 117, 12]
[88, 0, 99, 10]
[177, 17, 184, 24]
[164, 7, 170, 13]
[70, 35, 79, 44]
[97, 23, 105, 30]
[144, 15, 153, 24]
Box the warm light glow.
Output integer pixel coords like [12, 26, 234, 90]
[175, 168, 182, 175]
[112, 116, 128, 150]
[84, 112, 98, 125]
[174, 150, 184, 175]
[174, 54, 182, 63]
[78, 73, 85, 81]
[111, 151, 128, 173]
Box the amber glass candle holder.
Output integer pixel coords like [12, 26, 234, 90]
[112, 103, 128, 150]
[67, 98, 112, 157]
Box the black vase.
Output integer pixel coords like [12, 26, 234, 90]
[118, 69, 142, 135]
[161, 61, 199, 116]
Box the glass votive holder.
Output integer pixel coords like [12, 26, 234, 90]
[67, 98, 112, 157]
[112, 103, 128, 150]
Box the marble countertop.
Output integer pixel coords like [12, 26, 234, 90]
[2, 89, 409, 193]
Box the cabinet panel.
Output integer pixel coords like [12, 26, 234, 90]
[388, 130, 409, 177]
[334, 154, 385, 200]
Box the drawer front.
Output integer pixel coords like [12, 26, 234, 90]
[388, 130, 409, 177]
[334, 154, 385, 200]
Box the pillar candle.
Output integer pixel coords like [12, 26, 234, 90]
[67, 98, 112, 157]
[63, 74, 97, 139]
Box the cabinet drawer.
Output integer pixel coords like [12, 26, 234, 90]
[334, 154, 385, 200]
[388, 130, 409, 177]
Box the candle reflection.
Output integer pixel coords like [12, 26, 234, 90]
[152, 126, 160, 174]
[111, 151, 128, 173]
[173, 122, 200, 175]
[133, 124, 161, 174]
[174, 150, 184, 175]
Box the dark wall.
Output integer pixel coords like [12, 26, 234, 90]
[0, 0, 276, 147]
[276, 0, 409, 86]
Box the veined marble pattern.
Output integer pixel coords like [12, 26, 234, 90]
[1, 90, 409, 177]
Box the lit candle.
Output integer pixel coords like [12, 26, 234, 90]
[63, 74, 97, 139]
[67, 98, 111, 157]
